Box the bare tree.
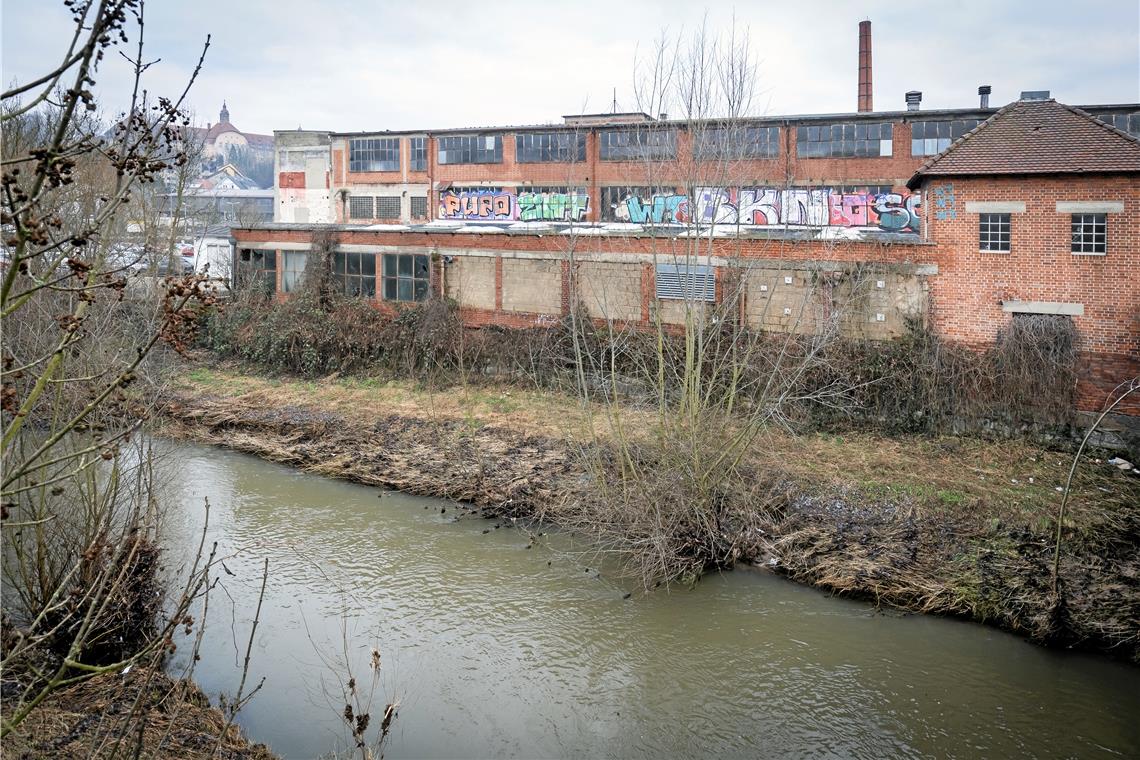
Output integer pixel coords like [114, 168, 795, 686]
[553, 19, 871, 586]
[0, 1, 234, 746]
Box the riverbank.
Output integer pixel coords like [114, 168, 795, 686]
[3, 665, 276, 759]
[162, 362, 1140, 661]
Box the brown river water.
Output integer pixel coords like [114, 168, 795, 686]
[157, 441, 1140, 759]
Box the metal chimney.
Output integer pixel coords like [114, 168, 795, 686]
[858, 20, 873, 112]
[905, 91, 922, 111]
[978, 85, 992, 109]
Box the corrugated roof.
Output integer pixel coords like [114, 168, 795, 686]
[907, 99, 1140, 188]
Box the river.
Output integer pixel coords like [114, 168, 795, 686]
[157, 441, 1140, 759]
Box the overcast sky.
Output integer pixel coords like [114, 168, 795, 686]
[3, 0, 1138, 135]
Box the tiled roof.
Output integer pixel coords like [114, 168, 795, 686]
[907, 99, 1140, 188]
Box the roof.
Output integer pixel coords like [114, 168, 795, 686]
[907, 99, 1140, 188]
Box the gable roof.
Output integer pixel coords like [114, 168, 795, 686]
[907, 99, 1140, 189]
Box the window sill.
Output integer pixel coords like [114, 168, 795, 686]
[978, 249, 1011, 254]
[1071, 251, 1107, 257]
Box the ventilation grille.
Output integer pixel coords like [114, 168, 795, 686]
[656, 263, 715, 301]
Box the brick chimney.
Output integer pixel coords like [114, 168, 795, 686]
[858, 20, 873, 112]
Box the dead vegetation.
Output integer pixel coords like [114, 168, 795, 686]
[160, 372, 1140, 661]
[2, 666, 275, 760]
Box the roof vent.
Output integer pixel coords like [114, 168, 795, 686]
[1020, 90, 1050, 101]
[978, 85, 992, 109]
[658, 112, 668, 121]
[905, 91, 922, 111]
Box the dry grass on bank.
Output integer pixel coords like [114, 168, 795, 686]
[3, 667, 276, 760]
[176, 362, 1131, 522]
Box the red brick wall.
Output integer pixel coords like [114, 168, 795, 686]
[919, 173, 1140, 412]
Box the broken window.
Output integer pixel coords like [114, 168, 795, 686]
[979, 213, 1011, 252]
[236, 248, 276, 295]
[797, 122, 892, 158]
[349, 137, 400, 172]
[1071, 213, 1106, 255]
[381, 253, 430, 302]
[332, 251, 377, 297]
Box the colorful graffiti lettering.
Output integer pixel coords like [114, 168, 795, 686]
[613, 193, 689, 224]
[686, 186, 921, 232]
[439, 189, 589, 222]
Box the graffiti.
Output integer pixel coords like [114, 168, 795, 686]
[646, 186, 922, 232]
[931, 183, 957, 221]
[439, 189, 589, 222]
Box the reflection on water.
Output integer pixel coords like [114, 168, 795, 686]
[157, 442, 1140, 759]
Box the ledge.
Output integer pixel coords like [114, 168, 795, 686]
[965, 201, 1026, 213]
[1055, 201, 1124, 213]
[1001, 300, 1084, 316]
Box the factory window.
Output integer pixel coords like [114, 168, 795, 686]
[375, 197, 401, 219]
[655, 263, 715, 301]
[382, 253, 430, 302]
[599, 128, 677, 161]
[1071, 213, 1106, 255]
[349, 138, 400, 172]
[348, 196, 374, 219]
[410, 196, 428, 218]
[796, 122, 892, 158]
[281, 251, 308, 293]
[694, 126, 779, 159]
[515, 131, 587, 162]
[910, 119, 981, 156]
[236, 248, 276, 295]
[1091, 111, 1140, 138]
[978, 213, 1011, 252]
[438, 135, 502, 165]
[331, 251, 376, 298]
[409, 137, 427, 171]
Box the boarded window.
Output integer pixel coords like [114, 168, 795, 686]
[656, 263, 715, 301]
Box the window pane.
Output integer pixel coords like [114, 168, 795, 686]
[361, 253, 376, 276]
[398, 279, 412, 301]
[384, 254, 397, 277]
[383, 277, 397, 300]
[413, 279, 428, 301]
[414, 255, 430, 277]
[398, 255, 412, 277]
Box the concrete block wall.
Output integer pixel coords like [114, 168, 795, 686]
[572, 261, 644, 322]
[501, 258, 562, 315]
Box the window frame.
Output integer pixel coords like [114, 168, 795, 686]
[348, 137, 400, 173]
[693, 125, 780, 160]
[409, 137, 427, 171]
[236, 248, 277, 295]
[331, 251, 377, 298]
[348, 196, 374, 220]
[410, 196, 428, 219]
[281, 251, 308, 293]
[381, 253, 431, 302]
[437, 134, 503, 165]
[1070, 213, 1106, 255]
[598, 128, 677, 161]
[796, 122, 892, 158]
[515, 131, 587, 163]
[374, 196, 401, 219]
[978, 212, 1011, 253]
